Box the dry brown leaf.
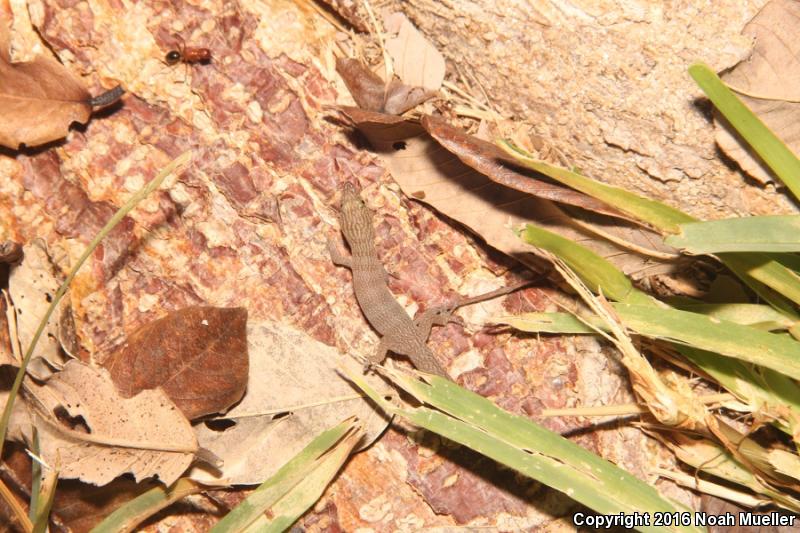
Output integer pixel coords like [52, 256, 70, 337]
[8, 360, 197, 486]
[384, 13, 445, 92]
[421, 114, 632, 220]
[340, 108, 675, 279]
[336, 57, 433, 115]
[7, 240, 74, 378]
[717, 0, 800, 184]
[0, 291, 15, 366]
[0, 17, 91, 149]
[104, 307, 249, 421]
[188, 321, 390, 485]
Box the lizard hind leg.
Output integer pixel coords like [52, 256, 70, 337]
[414, 305, 465, 339]
[363, 337, 390, 374]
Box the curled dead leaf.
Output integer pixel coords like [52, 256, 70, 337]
[104, 306, 249, 420]
[336, 57, 434, 115]
[0, 17, 91, 148]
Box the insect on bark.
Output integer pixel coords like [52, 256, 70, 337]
[164, 35, 211, 65]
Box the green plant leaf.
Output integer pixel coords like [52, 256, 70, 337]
[520, 224, 654, 305]
[210, 417, 362, 533]
[349, 371, 702, 533]
[667, 216, 800, 253]
[91, 478, 204, 533]
[498, 140, 694, 233]
[689, 63, 800, 203]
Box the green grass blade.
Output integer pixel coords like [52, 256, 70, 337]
[0, 151, 192, 458]
[349, 371, 702, 533]
[210, 417, 361, 533]
[494, 312, 600, 334]
[613, 304, 800, 381]
[496, 311, 800, 440]
[31, 468, 57, 533]
[666, 216, 800, 253]
[678, 347, 800, 441]
[721, 253, 800, 314]
[90, 478, 204, 533]
[498, 141, 694, 233]
[28, 430, 41, 524]
[689, 63, 800, 202]
[253, 429, 360, 533]
[520, 224, 653, 304]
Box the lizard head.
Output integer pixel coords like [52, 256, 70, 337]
[340, 182, 375, 245]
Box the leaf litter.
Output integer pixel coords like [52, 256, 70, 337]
[4, 360, 197, 486]
[716, 0, 800, 185]
[189, 321, 392, 485]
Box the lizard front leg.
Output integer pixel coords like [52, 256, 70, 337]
[327, 239, 352, 268]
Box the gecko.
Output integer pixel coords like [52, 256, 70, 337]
[329, 182, 535, 378]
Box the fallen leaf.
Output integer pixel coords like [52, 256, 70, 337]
[0, 18, 91, 149]
[104, 307, 249, 421]
[7, 360, 197, 486]
[340, 108, 675, 279]
[188, 321, 391, 485]
[716, 0, 800, 184]
[336, 57, 433, 115]
[7, 240, 74, 378]
[385, 13, 446, 92]
[0, 291, 15, 366]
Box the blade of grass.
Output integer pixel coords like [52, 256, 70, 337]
[666, 216, 800, 253]
[210, 417, 361, 533]
[498, 141, 694, 233]
[496, 312, 800, 441]
[0, 478, 33, 533]
[520, 224, 654, 305]
[349, 371, 702, 533]
[31, 466, 57, 533]
[500, 137, 800, 314]
[0, 151, 191, 458]
[90, 478, 204, 533]
[27, 430, 41, 524]
[252, 426, 362, 532]
[689, 63, 800, 202]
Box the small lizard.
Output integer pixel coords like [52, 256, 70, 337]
[329, 182, 534, 378]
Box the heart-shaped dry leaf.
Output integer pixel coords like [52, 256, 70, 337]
[104, 307, 249, 420]
[340, 108, 676, 279]
[12, 360, 197, 486]
[717, 0, 800, 185]
[0, 17, 91, 148]
[188, 321, 391, 485]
